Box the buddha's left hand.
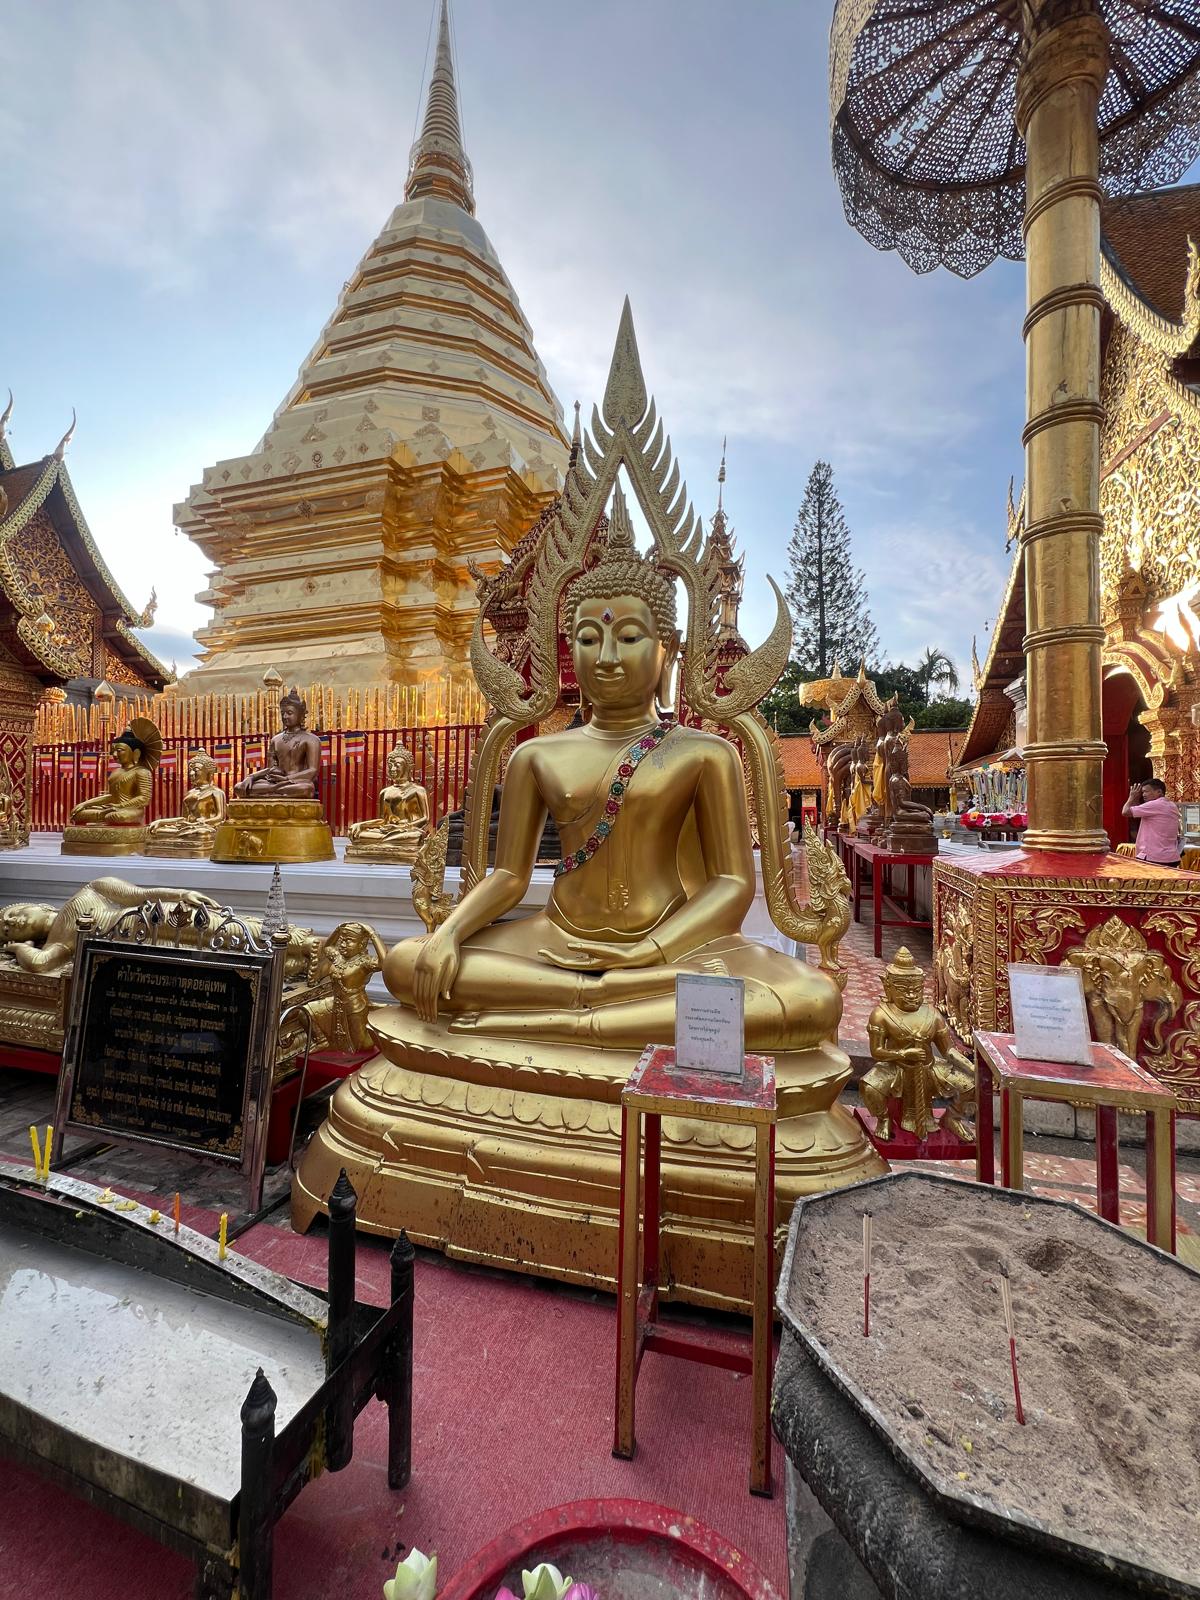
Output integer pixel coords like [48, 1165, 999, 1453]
[539, 939, 659, 971]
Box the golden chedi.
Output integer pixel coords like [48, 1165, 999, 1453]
[211, 688, 334, 863]
[860, 946, 975, 1142]
[62, 718, 160, 857]
[144, 748, 227, 858]
[294, 300, 884, 1308]
[345, 745, 430, 865]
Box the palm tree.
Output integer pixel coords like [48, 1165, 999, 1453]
[915, 647, 959, 705]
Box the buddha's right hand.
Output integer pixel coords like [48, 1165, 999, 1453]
[412, 929, 460, 1022]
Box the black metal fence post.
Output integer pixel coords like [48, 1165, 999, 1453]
[387, 1230, 416, 1490]
[325, 1168, 357, 1470]
[238, 1368, 277, 1600]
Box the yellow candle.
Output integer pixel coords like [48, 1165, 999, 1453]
[43, 1123, 52, 1179]
[218, 1212, 228, 1261]
[29, 1125, 42, 1178]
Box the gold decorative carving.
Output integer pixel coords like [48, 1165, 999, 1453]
[1063, 915, 1182, 1059]
[210, 797, 334, 865]
[411, 816, 453, 933]
[1012, 905, 1085, 965]
[934, 893, 974, 1040]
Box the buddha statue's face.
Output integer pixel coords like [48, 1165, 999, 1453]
[0, 904, 51, 942]
[388, 750, 412, 783]
[114, 742, 136, 769]
[571, 594, 665, 714]
[189, 757, 213, 787]
[281, 701, 303, 730]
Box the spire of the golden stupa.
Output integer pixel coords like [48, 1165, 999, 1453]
[174, 0, 567, 695]
[406, 0, 474, 215]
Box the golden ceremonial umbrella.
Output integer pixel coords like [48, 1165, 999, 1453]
[830, 0, 1200, 850]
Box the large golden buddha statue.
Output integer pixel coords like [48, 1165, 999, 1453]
[294, 302, 884, 1305]
[61, 718, 160, 856]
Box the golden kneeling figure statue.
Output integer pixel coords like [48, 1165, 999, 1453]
[345, 745, 429, 865]
[62, 719, 160, 856]
[293, 300, 884, 1306]
[860, 947, 975, 1141]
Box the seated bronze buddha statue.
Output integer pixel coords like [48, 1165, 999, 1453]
[294, 300, 883, 1303]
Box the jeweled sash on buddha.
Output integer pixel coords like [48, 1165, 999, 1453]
[553, 722, 671, 878]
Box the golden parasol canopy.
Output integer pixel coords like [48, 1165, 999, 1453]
[830, 0, 1200, 277]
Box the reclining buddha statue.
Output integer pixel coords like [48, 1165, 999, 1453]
[293, 301, 884, 1305]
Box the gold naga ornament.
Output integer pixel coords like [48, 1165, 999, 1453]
[61, 717, 161, 857]
[1063, 916, 1182, 1062]
[293, 299, 884, 1308]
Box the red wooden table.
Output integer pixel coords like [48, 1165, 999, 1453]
[850, 838, 935, 958]
[972, 1031, 1177, 1253]
[614, 1046, 777, 1496]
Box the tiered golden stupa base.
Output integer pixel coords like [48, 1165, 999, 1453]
[292, 1008, 886, 1312]
[210, 799, 335, 864]
[61, 824, 147, 857]
[143, 830, 219, 860]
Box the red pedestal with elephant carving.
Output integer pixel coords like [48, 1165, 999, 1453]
[932, 851, 1200, 1114]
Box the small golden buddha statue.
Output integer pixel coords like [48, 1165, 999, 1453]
[144, 748, 227, 858]
[212, 689, 334, 863]
[860, 946, 975, 1141]
[345, 745, 430, 865]
[294, 299, 885, 1302]
[62, 718, 161, 856]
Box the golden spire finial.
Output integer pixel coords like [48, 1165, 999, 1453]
[568, 400, 582, 467]
[405, 0, 475, 215]
[717, 436, 727, 513]
[53, 408, 76, 461]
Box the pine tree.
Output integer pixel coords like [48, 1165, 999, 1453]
[786, 461, 879, 675]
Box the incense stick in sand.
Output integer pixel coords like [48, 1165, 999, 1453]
[999, 1263, 1025, 1425]
[862, 1211, 873, 1337]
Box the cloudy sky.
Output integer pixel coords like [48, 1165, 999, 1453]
[6, 0, 1039, 689]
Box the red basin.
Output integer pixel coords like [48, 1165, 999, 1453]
[437, 1499, 782, 1600]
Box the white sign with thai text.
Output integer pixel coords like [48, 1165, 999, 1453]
[674, 973, 745, 1076]
[1007, 962, 1093, 1066]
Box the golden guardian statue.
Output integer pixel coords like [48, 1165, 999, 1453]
[293, 301, 884, 1305]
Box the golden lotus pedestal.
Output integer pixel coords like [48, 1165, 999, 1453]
[210, 799, 335, 864]
[292, 1010, 885, 1312]
[61, 824, 147, 857]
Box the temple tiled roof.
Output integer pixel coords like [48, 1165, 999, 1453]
[1104, 185, 1199, 325]
[778, 729, 965, 790]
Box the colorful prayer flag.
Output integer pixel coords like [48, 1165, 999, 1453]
[344, 733, 366, 761]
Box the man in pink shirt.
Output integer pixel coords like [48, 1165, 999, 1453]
[1122, 780, 1181, 866]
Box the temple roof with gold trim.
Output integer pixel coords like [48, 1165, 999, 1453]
[0, 410, 169, 688]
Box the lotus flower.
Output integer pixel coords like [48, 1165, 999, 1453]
[521, 1565, 573, 1600]
[563, 1588, 599, 1600]
[384, 1549, 437, 1600]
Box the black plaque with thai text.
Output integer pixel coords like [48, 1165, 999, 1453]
[67, 948, 264, 1163]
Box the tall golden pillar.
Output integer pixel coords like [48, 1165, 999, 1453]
[1016, 11, 1109, 851]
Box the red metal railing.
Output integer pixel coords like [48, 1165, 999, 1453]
[31, 725, 482, 836]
